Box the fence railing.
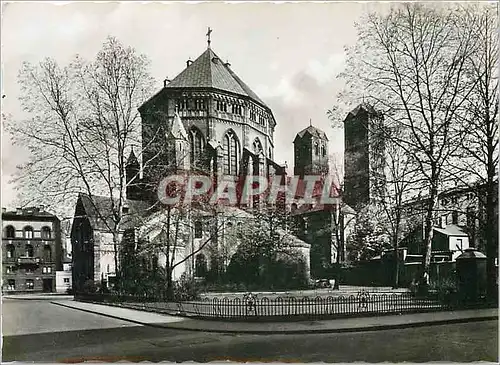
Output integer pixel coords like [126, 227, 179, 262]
[75, 291, 455, 321]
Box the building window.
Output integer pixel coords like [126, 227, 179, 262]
[452, 211, 459, 225]
[6, 266, 14, 274]
[194, 221, 202, 238]
[223, 130, 240, 175]
[64, 278, 70, 283]
[7, 280, 15, 290]
[25, 244, 34, 258]
[25, 279, 34, 290]
[250, 110, 256, 122]
[231, 104, 243, 115]
[195, 254, 207, 277]
[216, 100, 227, 112]
[194, 99, 206, 110]
[6, 244, 15, 258]
[26, 267, 34, 274]
[321, 145, 326, 157]
[23, 226, 34, 239]
[176, 99, 188, 111]
[44, 245, 52, 261]
[42, 267, 52, 274]
[189, 127, 205, 166]
[5, 225, 15, 238]
[41, 226, 51, 239]
[314, 143, 319, 156]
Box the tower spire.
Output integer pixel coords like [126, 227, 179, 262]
[206, 27, 212, 49]
[309, 118, 312, 127]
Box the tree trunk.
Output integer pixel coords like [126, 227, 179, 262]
[166, 268, 174, 301]
[421, 182, 439, 291]
[485, 177, 497, 301]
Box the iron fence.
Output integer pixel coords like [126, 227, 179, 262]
[76, 291, 454, 321]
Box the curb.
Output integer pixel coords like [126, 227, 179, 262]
[50, 301, 498, 335]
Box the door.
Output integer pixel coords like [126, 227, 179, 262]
[42, 278, 53, 292]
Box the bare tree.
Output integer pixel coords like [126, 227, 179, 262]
[451, 5, 498, 299]
[339, 3, 480, 287]
[7, 36, 156, 275]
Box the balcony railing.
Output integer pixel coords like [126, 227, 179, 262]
[17, 256, 40, 265]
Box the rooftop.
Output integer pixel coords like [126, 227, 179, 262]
[294, 125, 328, 141]
[165, 48, 267, 108]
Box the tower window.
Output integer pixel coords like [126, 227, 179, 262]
[176, 99, 188, 111]
[314, 143, 319, 156]
[231, 104, 243, 115]
[321, 145, 326, 157]
[250, 110, 256, 122]
[216, 100, 227, 112]
[189, 127, 205, 166]
[223, 130, 240, 175]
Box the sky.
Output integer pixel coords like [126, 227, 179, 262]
[1, 1, 381, 210]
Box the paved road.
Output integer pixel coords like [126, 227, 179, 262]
[2, 298, 498, 362]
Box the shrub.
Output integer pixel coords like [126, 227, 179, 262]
[82, 279, 97, 294]
[173, 273, 201, 301]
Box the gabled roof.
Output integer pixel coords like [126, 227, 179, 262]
[165, 48, 267, 107]
[126, 149, 139, 167]
[294, 125, 328, 142]
[434, 224, 468, 237]
[76, 193, 150, 232]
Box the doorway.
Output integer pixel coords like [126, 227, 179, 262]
[42, 278, 53, 292]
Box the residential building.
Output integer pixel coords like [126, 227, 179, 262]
[2, 206, 62, 293]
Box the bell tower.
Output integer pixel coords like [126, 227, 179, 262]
[293, 124, 329, 178]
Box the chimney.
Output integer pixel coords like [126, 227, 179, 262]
[163, 78, 171, 88]
[16, 207, 22, 215]
[186, 59, 193, 67]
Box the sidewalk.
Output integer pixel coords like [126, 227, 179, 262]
[52, 299, 498, 334]
[4, 293, 74, 300]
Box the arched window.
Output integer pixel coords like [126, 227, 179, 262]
[44, 245, 52, 261]
[195, 254, 207, 277]
[194, 221, 202, 238]
[6, 244, 15, 258]
[226, 222, 233, 229]
[41, 226, 51, 239]
[189, 127, 205, 166]
[321, 144, 326, 157]
[252, 138, 263, 155]
[23, 226, 34, 239]
[25, 244, 34, 258]
[223, 130, 240, 175]
[314, 142, 319, 156]
[4, 225, 15, 238]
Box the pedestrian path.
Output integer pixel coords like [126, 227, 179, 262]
[52, 299, 498, 334]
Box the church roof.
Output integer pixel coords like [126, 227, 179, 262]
[294, 125, 328, 141]
[347, 103, 379, 117]
[165, 48, 267, 107]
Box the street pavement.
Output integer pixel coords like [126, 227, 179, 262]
[2, 297, 498, 362]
